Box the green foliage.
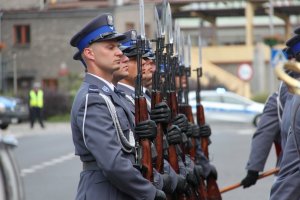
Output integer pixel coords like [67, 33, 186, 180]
[251, 92, 269, 103]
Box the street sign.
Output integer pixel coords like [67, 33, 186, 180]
[271, 48, 287, 68]
[237, 63, 253, 81]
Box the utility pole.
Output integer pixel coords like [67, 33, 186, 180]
[13, 52, 17, 96]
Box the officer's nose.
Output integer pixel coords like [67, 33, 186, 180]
[115, 48, 123, 57]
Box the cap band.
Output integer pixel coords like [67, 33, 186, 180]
[77, 25, 115, 53]
[291, 42, 300, 55]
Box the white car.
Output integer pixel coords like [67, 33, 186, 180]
[189, 89, 265, 126]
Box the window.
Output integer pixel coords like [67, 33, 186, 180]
[14, 25, 30, 45]
[202, 95, 221, 103]
[222, 96, 247, 105]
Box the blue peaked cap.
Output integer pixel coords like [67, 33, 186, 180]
[119, 30, 137, 52]
[70, 14, 125, 61]
[119, 31, 155, 59]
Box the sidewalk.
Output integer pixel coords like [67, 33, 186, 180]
[1, 122, 71, 138]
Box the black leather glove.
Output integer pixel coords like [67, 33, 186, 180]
[207, 164, 218, 180]
[154, 189, 166, 200]
[135, 120, 157, 140]
[176, 175, 189, 194]
[193, 165, 204, 185]
[185, 122, 193, 137]
[241, 170, 259, 188]
[150, 102, 171, 124]
[186, 170, 198, 187]
[199, 124, 212, 137]
[172, 114, 188, 132]
[167, 125, 182, 145]
[162, 174, 173, 194]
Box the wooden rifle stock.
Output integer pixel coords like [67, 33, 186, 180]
[151, 91, 164, 173]
[167, 91, 180, 173]
[196, 104, 208, 157]
[195, 67, 221, 200]
[197, 103, 221, 200]
[135, 97, 153, 181]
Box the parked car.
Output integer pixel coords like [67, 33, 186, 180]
[189, 89, 265, 126]
[0, 134, 25, 200]
[0, 96, 29, 130]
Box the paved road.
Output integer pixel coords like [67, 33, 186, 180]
[1, 121, 276, 200]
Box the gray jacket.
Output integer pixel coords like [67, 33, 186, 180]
[71, 74, 156, 200]
[270, 94, 300, 200]
[246, 92, 281, 172]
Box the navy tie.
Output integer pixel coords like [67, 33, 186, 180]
[114, 88, 125, 97]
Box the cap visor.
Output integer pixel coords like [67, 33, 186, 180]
[73, 51, 82, 60]
[94, 33, 126, 43]
[119, 45, 130, 52]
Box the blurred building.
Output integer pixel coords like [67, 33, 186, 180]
[0, 0, 299, 97]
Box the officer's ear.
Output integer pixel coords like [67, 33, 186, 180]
[83, 47, 95, 61]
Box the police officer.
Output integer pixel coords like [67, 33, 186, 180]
[241, 44, 297, 189]
[70, 14, 165, 200]
[269, 33, 300, 200]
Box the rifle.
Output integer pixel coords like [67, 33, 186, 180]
[220, 168, 279, 193]
[164, 3, 187, 200]
[177, 34, 207, 200]
[135, 0, 153, 181]
[151, 6, 165, 173]
[195, 35, 222, 200]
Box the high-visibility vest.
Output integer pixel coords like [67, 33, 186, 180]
[29, 89, 44, 108]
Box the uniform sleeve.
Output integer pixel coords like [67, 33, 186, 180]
[163, 159, 178, 192]
[153, 169, 163, 190]
[246, 93, 280, 172]
[76, 94, 156, 200]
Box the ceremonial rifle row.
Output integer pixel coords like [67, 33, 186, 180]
[135, 0, 222, 199]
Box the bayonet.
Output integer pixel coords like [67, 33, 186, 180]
[198, 34, 202, 68]
[180, 31, 185, 66]
[187, 34, 191, 68]
[154, 7, 162, 38]
[161, 0, 167, 37]
[166, 3, 173, 45]
[139, 0, 145, 40]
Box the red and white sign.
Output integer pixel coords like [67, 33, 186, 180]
[237, 63, 253, 81]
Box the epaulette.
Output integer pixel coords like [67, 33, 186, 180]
[88, 85, 100, 94]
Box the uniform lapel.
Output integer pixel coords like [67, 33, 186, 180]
[117, 84, 136, 114]
[84, 74, 135, 127]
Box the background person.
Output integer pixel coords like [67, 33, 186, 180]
[28, 82, 45, 129]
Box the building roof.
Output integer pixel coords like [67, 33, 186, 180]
[172, 1, 300, 19]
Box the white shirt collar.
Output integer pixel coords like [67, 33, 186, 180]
[87, 73, 114, 91]
[118, 82, 135, 92]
